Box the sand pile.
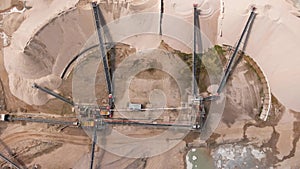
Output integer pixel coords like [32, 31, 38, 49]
[2, 12, 25, 36]
[3, 0, 300, 112]
[0, 0, 24, 12]
[218, 0, 300, 111]
[0, 0, 189, 105]
[2, 0, 162, 105]
[3, 0, 80, 105]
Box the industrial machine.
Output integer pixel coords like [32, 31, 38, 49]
[191, 5, 256, 129]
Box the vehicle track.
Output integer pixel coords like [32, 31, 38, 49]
[0, 131, 91, 148]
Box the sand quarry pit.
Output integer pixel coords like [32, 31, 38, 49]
[0, 0, 300, 168]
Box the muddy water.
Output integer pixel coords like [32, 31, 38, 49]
[279, 110, 300, 162]
[186, 148, 214, 169]
[241, 103, 300, 165]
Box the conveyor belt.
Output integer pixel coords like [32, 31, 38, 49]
[10, 117, 76, 126]
[217, 7, 256, 94]
[0, 153, 21, 169]
[32, 83, 74, 106]
[193, 4, 201, 97]
[89, 125, 97, 169]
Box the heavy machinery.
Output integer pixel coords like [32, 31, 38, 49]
[91, 2, 115, 118]
[88, 3, 115, 168]
[19, 3, 257, 169]
[192, 5, 256, 129]
[191, 4, 212, 129]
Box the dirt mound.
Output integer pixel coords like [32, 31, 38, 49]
[2, 12, 25, 36]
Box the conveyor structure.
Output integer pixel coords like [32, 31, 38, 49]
[32, 83, 74, 106]
[0, 153, 22, 169]
[91, 2, 115, 117]
[191, 6, 256, 130]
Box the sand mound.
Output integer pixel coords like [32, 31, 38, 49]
[3, 0, 300, 111]
[8, 73, 61, 105]
[218, 0, 300, 111]
[3, 0, 79, 105]
[2, 0, 161, 105]
[2, 12, 25, 36]
[0, 0, 23, 12]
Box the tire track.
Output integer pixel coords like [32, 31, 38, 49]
[0, 131, 91, 148]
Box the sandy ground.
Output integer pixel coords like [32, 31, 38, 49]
[218, 0, 300, 112]
[0, 121, 90, 168]
[2, 0, 220, 107]
[0, 0, 300, 169]
[0, 0, 23, 13]
[73, 140, 186, 169]
[0, 43, 276, 169]
[29, 143, 89, 169]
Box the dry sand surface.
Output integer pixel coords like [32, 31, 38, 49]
[28, 143, 89, 169]
[73, 139, 186, 169]
[0, 0, 300, 168]
[3, 0, 80, 105]
[3, 0, 300, 112]
[0, 0, 23, 12]
[0, 122, 90, 168]
[218, 0, 300, 111]
[3, 0, 220, 106]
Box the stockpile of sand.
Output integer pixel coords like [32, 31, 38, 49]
[218, 0, 300, 111]
[4, 0, 81, 105]
[0, 0, 24, 12]
[2, 0, 159, 106]
[2, 12, 25, 37]
[3, 0, 300, 112]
